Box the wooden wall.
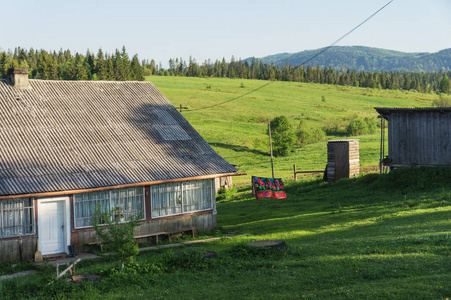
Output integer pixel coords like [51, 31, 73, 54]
[327, 140, 360, 182]
[215, 176, 233, 193]
[74, 212, 216, 253]
[0, 236, 36, 262]
[0, 212, 216, 261]
[388, 112, 451, 166]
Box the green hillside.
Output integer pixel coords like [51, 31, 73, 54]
[249, 46, 451, 72]
[147, 76, 438, 183]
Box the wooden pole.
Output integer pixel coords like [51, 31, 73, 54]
[268, 118, 275, 180]
[379, 116, 383, 175]
[294, 164, 297, 181]
[382, 118, 386, 174]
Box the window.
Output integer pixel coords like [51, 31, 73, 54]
[74, 191, 110, 228]
[151, 179, 213, 218]
[74, 187, 144, 228]
[184, 180, 212, 212]
[0, 198, 34, 239]
[111, 188, 145, 221]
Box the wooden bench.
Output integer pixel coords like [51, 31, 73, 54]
[167, 228, 196, 242]
[86, 240, 104, 252]
[134, 232, 168, 244]
[135, 228, 196, 243]
[86, 227, 197, 251]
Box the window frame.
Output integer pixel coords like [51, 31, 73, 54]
[73, 187, 145, 229]
[150, 179, 214, 219]
[0, 198, 35, 239]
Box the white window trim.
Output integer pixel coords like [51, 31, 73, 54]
[73, 187, 145, 229]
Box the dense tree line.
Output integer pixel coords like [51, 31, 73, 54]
[148, 57, 451, 94]
[1, 47, 449, 95]
[0, 47, 144, 81]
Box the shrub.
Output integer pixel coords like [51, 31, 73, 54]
[92, 206, 141, 270]
[345, 117, 377, 136]
[216, 186, 238, 202]
[296, 120, 326, 146]
[346, 119, 368, 136]
[269, 116, 295, 157]
[433, 94, 451, 107]
[364, 117, 377, 134]
[323, 118, 348, 132]
[162, 248, 214, 271]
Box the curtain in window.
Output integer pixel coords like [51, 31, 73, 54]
[74, 191, 110, 228]
[73, 187, 144, 228]
[183, 180, 212, 212]
[150, 179, 212, 218]
[111, 187, 144, 221]
[0, 198, 34, 239]
[150, 183, 182, 218]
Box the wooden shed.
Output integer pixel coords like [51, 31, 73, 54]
[375, 107, 451, 168]
[326, 140, 360, 182]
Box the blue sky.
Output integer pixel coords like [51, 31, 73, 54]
[2, 0, 450, 66]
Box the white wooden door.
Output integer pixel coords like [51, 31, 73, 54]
[39, 201, 65, 255]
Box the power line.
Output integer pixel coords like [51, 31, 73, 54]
[187, 0, 394, 112]
[300, 0, 394, 67]
[189, 81, 273, 111]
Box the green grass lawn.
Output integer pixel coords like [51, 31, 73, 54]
[1, 168, 449, 299]
[146, 76, 437, 183]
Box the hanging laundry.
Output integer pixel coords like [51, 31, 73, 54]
[252, 176, 286, 200]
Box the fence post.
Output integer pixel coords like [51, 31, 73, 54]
[294, 164, 297, 181]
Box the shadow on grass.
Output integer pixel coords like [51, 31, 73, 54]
[218, 170, 451, 255]
[213, 143, 269, 157]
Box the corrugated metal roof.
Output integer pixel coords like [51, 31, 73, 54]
[0, 79, 237, 196]
[375, 107, 451, 115]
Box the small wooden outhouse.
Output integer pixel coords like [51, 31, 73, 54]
[326, 140, 360, 182]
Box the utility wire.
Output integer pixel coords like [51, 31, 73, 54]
[187, 0, 394, 112]
[301, 0, 394, 66]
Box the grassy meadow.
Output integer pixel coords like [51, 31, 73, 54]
[146, 76, 437, 183]
[0, 168, 449, 299]
[0, 77, 448, 299]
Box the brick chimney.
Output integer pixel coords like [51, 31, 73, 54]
[9, 68, 30, 90]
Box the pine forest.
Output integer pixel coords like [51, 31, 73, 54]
[0, 47, 450, 95]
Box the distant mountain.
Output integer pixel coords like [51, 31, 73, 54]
[246, 46, 451, 72]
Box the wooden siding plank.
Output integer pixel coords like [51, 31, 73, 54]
[384, 110, 451, 167]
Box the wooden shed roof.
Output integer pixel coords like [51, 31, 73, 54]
[0, 79, 237, 197]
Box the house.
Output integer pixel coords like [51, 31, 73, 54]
[0, 68, 244, 261]
[375, 107, 451, 168]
